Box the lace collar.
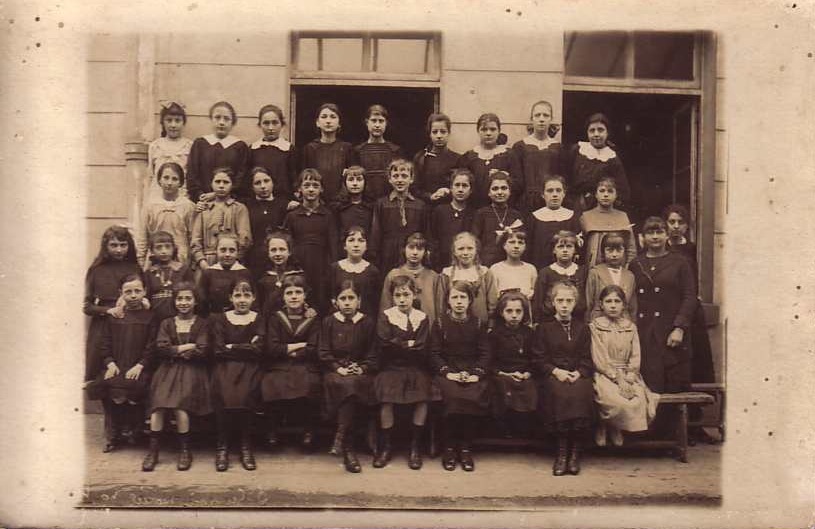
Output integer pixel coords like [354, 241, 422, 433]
[532, 206, 574, 222]
[251, 137, 291, 151]
[384, 306, 426, 332]
[522, 135, 558, 150]
[591, 315, 634, 332]
[203, 134, 242, 149]
[225, 310, 257, 325]
[577, 141, 617, 162]
[209, 262, 247, 271]
[337, 259, 371, 274]
[549, 262, 578, 276]
[333, 311, 364, 324]
[472, 144, 510, 161]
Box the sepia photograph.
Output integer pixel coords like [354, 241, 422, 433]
[1, 0, 814, 527]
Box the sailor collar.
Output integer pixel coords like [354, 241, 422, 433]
[333, 312, 364, 324]
[384, 306, 426, 332]
[209, 262, 248, 271]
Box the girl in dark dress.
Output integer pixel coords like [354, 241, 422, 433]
[187, 101, 249, 203]
[532, 230, 588, 323]
[256, 231, 310, 316]
[528, 175, 582, 270]
[327, 226, 382, 318]
[143, 231, 193, 322]
[459, 113, 517, 209]
[248, 104, 297, 200]
[300, 103, 354, 203]
[86, 273, 156, 453]
[196, 234, 253, 316]
[210, 279, 264, 472]
[262, 275, 322, 451]
[330, 165, 375, 238]
[489, 291, 538, 437]
[430, 281, 491, 472]
[83, 225, 142, 384]
[471, 170, 525, 267]
[283, 169, 339, 315]
[369, 276, 432, 470]
[412, 112, 462, 205]
[244, 167, 289, 278]
[429, 168, 475, 272]
[533, 281, 594, 476]
[353, 104, 403, 201]
[512, 100, 564, 213]
[319, 280, 376, 473]
[143, 281, 212, 472]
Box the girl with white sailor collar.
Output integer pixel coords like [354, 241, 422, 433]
[187, 101, 250, 204]
[369, 275, 432, 470]
[248, 104, 298, 200]
[459, 113, 517, 209]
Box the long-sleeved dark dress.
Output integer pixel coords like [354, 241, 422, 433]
[429, 203, 475, 271]
[332, 199, 374, 240]
[261, 310, 322, 402]
[429, 313, 491, 416]
[353, 141, 403, 200]
[326, 260, 382, 318]
[630, 252, 697, 393]
[210, 311, 264, 410]
[256, 266, 308, 317]
[186, 135, 250, 202]
[369, 192, 429, 275]
[488, 322, 537, 413]
[511, 137, 564, 213]
[565, 141, 630, 207]
[527, 207, 582, 270]
[300, 139, 354, 203]
[412, 147, 461, 204]
[244, 196, 288, 278]
[471, 204, 525, 267]
[144, 261, 193, 322]
[248, 138, 297, 199]
[369, 307, 432, 404]
[318, 312, 375, 416]
[532, 263, 588, 323]
[458, 145, 516, 209]
[196, 262, 253, 316]
[533, 319, 594, 431]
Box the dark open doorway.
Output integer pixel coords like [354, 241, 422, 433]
[563, 91, 699, 229]
[292, 85, 438, 160]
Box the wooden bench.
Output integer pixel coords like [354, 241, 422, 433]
[690, 382, 726, 442]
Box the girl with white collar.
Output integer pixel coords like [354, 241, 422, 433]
[458, 113, 517, 209]
[532, 230, 587, 323]
[248, 104, 297, 200]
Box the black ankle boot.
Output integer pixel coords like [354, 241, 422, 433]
[567, 438, 581, 475]
[408, 425, 424, 470]
[459, 448, 475, 472]
[343, 438, 361, 473]
[240, 442, 256, 471]
[215, 442, 229, 472]
[441, 448, 457, 471]
[177, 432, 192, 471]
[142, 431, 160, 471]
[372, 428, 392, 468]
[553, 436, 568, 476]
[329, 424, 347, 456]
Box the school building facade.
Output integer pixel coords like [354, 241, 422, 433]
[85, 30, 726, 382]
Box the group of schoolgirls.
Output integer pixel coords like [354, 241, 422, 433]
[83, 97, 712, 477]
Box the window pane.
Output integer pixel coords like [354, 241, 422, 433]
[634, 32, 695, 80]
[322, 38, 363, 72]
[297, 38, 319, 71]
[377, 39, 427, 74]
[564, 31, 627, 78]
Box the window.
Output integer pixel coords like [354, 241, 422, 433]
[291, 31, 441, 82]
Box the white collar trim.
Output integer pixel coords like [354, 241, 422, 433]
[384, 306, 426, 332]
[338, 259, 370, 274]
[522, 135, 558, 150]
[333, 311, 364, 324]
[209, 262, 247, 271]
[549, 262, 578, 275]
[532, 206, 574, 222]
[251, 137, 291, 151]
[578, 141, 616, 162]
[472, 144, 509, 161]
[225, 310, 257, 325]
[204, 134, 242, 149]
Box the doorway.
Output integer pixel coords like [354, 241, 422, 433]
[562, 91, 699, 229]
[292, 85, 438, 159]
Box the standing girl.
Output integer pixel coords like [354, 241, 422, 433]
[430, 281, 491, 472]
[412, 112, 461, 205]
[590, 285, 659, 448]
[353, 104, 403, 200]
[436, 232, 498, 324]
[300, 103, 354, 203]
[429, 168, 475, 272]
[283, 169, 339, 315]
[489, 291, 537, 437]
[262, 275, 322, 450]
[585, 231, 637, 322]
[84, 226, 142, 384]
[489, 229, 537, 300]
[528, 175, 581, 270]
[328, 226, 382, 318]
[189, 167, 252, 271]
[532, 230, 587, 323]
[331, 166, 375, 237]
[147, 101, 193, 204]
[143, 231, 193, 323]
[369, 159, 428, 275]
[471, 171, 525, 267]
[380, 232, 439, 325]
[187, 101, 249, 203]
[533, 282, 594, 476]
[143, 281, 212, 471]
[459, 113, 517, 209]
[579, 177, 637, 268]
[196, 234, 253, 316]
[86, 273, 155, 452]
[210, 279, 265, 471]
[319, 280, 376, 473]
[137, 162, 196, 268]
[511, 100, 564, 213]
[369, 276, 432, 470]
[256, 231, 308, 316]
[244, 167, 289, 278]
[249, 104, 297, 200]
[566, 112, 630, 211]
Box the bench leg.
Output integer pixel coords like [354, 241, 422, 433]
[676, 403, 689, 463]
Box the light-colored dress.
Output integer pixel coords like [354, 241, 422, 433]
[136, 196, 196, 268]
[489, 261, 537, 299]
[147, 136, 194, 203]
[579, 208, 637, 268]
[585, 263, 637, 322]
[436, 265, 498, 324]
[590, 316, 659, 432]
